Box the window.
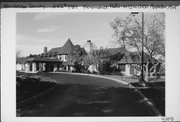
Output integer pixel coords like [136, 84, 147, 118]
[119, 64, 125, 71]
[57, 55, 60, 60]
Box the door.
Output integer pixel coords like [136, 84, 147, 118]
[130, 65, 134, 75]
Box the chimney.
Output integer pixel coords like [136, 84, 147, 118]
[44, 47, 47, 53]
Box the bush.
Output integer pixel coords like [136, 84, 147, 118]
[81, 65, 89, 73]
[74, 62, 82, 73]
[98, 60, 112, 74]
[110, 67, 123, 75]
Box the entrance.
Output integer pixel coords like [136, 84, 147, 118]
[50, 64, 54, 72]
[29, 63, 32, 71]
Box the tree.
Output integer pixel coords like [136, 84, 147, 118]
[92, 48, 111, 64]
[26, 54, 39, 58]
[82, 55, 94, 66]
[82, 48, 109, 66]
[16, 50, 22, 64]
[66, 45, 87, 71]
[83, 48, 113, 74]
[111, 13, 165, 83]
[98, 59, 112, 74]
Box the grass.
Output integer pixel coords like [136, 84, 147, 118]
[16, 72, 55, 103]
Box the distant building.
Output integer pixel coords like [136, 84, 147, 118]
[21, 38, 76, 73]
[16, 57, 27, 71]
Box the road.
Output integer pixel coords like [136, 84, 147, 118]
[17, 72, 157, 116]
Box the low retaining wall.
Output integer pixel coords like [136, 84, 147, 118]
[128, 84, 162, 116]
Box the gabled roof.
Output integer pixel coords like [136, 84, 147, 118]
[48, 38, 74, 55]
[61, 38, 75, 54]
[16, 57, 27, 64]
[26, 57, 62, 63]
[117, 52, 157, 64]
[91, 47, 125, 58]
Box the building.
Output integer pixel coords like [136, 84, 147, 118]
[17, 38, 160, 76]
[16, 57, 27, 71]
[91, 47, 160, 76]
[115, 52, 160, 76]
[21, 38, 76, 73]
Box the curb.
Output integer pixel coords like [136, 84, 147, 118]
[128, 84, 162, 116]
[51, 71, 162, 116]
[17, 79, 58, 108]
[51, 72, 129, 86]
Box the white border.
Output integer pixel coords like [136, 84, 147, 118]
[1, 6, 180, 122]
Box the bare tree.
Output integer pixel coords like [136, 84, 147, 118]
[111, 13, 165, 82]
[83, 48, 110, 66]
[16, 50, 22, 58]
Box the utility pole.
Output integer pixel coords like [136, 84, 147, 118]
[140, 12, 145, 85]
[131, 12, 145, 86]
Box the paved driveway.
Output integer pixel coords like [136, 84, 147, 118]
[17, 72, 157, 116]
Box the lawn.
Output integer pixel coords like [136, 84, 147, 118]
[16, 72, 55, 103]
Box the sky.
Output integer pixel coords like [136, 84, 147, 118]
[16, 12, 130, 56]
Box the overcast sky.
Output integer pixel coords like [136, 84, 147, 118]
[16, 12, 131, 56]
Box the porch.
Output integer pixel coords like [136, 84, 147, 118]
[25, 57, 62, 73]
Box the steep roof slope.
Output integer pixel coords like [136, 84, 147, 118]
[48, 38, 75, 55]
[118, 52, 157, 64]
[60, 38, 75, 54]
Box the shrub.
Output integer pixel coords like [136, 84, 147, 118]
[74, 62, 82, 73]
[111, 67, 123, 75]
[81, 65, 89, 73]
[98, 60, 112, 74]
